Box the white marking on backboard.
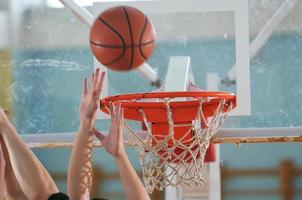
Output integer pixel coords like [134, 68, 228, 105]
[206, 73, 221, 91]
[163, 56, 191, 92]
[163, 57, 190, 200]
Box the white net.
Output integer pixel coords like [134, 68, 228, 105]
[122, 97, 233, 193]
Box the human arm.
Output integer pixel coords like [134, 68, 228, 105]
[94, 104, 150, 200]
[0, 140, 4, 198]
[0, 136, 28, 200]
[0, 107, 58, 200]
[67, 69, 105, 200]
[115, 152, 150, 200]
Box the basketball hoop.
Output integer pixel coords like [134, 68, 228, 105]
[100, 91, 236, 193]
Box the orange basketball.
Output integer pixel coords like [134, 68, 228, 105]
[90, 6, 156, 71]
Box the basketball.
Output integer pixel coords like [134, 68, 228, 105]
[90, 6, 156, 71]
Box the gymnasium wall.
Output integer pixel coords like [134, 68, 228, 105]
[1, 2, 302, 200]
[0, 50, 12, 119]
[10, 33, 302, 200]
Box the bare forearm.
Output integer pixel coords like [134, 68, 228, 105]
[1, 122, 58, 199]
[0, 142, 4, 198]
[68, 122, 93, 199]
[0, 137, 28, 200]
[116, 152, 150, 200]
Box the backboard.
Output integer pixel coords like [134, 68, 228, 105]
[0, 0, 300, 137]
[2, 0, 301, 141]
[89, 0, 302, 142]
[93, 0, 250, 118]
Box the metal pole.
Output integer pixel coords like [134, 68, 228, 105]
[22, 127, 302, 148]
[225, 0, 297, 82]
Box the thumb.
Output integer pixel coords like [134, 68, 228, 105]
[93, 128, 106, 142]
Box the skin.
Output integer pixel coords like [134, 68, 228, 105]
[1, 135, 28, 200]
[0, 68, 149, 200]
[0, 139, 4, 198]
[67, 69, 105, 200]
[68, 68, 150, 200]
[94, 104, 150, 200]
[0, 107, 58, 200]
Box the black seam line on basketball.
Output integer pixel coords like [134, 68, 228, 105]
[90, 40, 154, 48]
[122, 7, 134, 70]
[97, 17, 126, 66]
[138, 17, 149, 60]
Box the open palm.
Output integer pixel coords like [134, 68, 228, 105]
[79, 69, 105, 129]
[94, 103, 125, 158]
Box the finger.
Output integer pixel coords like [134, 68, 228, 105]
[90, 72, 95, 91]
[94, 71, 105, 100]
[92, 90, 98, 101]
[116, 107, 124, 143]
[93, 68, 100, 89]
[114, 105, 121, 126]
[109, 109, 120, 138]
[113, 103, 122, 126]
[111, 104, 120, 131]
[119, 106, 124, 123]
[114, 103, 122, 123]
[116, 103, 122, 121]
[93, 128, 106, 142]
[109, 103, 115, 119]
[82, 78, 87, 96]
[96, 71, 106, 97]
[118, 107, 124, 132]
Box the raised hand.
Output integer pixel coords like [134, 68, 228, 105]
[68, 69, 105, 199]
[94, 103, 125, 158]
[94, 104, 150, 200]
[79, 68, 105, 129]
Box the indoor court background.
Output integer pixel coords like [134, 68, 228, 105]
[1, 0, 302, 199]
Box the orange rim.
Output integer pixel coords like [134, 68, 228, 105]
[100, 91, 236, 122]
